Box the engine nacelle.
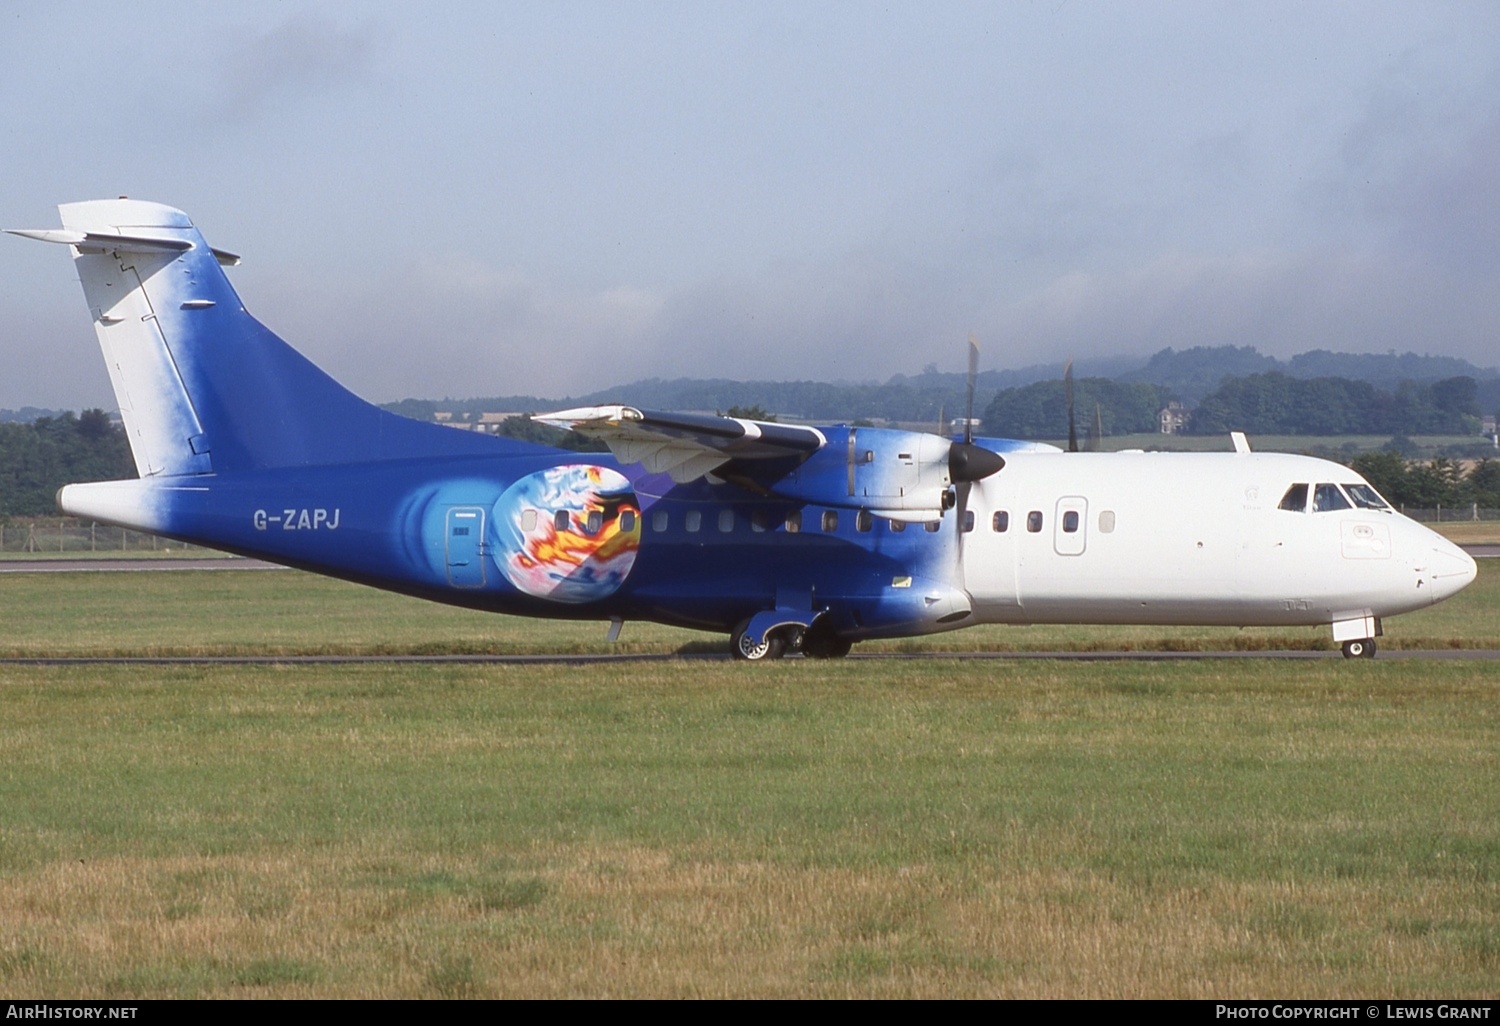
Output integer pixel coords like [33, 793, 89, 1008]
[757, 426, 955, 518]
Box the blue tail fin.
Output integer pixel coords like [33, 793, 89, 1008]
[12, 200, 526, 476]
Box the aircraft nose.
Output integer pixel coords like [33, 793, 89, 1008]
[1418, 538, 1478, 603]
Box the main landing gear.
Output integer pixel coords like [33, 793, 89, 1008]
[733, 623, 786, 661]
[730, 620, 853, 661]
[1341, 638, 1377, 659]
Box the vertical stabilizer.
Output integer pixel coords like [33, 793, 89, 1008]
[63, 200, 214, 477]
[10, 200, 520, 475]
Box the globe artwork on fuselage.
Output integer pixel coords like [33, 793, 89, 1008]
[492, 464, 641, 603]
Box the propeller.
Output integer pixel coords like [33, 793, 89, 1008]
[1064, 358, 1079, 453]
[948, 333, 1005, 483]
[948, 334, 999, 610]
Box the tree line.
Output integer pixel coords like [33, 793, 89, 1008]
[0, 411, 135, 517]
[982, 373, 1487, 440]
[1349, 452, 1500, 510]
[2, 401, 1495, 518]
[1187, 373, 1481, 436]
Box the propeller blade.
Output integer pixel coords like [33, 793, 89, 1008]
[965, 333, 980, 445]
[1064, 358, 1078, 453]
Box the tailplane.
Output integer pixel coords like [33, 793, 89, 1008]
[9, 199, 518, 476]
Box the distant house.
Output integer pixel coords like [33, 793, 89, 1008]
[431, 411, 525, 433]
[1159, 401, 1190, 435]
[1484, 415, 1498, 449]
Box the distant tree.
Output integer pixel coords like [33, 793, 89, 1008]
[1350, 451, 1410, 502]
[983, 379, 1166, 439]
[494, 416, 607, 453]
[1468, 459, 1500, 507]
[0, 410, 135, 516]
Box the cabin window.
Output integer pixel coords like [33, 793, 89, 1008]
[785, 510, 801, 533]
[889, 518, 907, 533]
[620, 510, 636, 533]
[1313, 483, 1351, 513]
[586, 510, 603, 535]
[856, 509, 874, 532]
[1027, 511, 1043, 533]
[554, 510, 570, 531]
[522, 509, 537, 532]
[1278, 484, 1308, 512]
[822, 510, 839, 532]
[718, 509, 735, 533]
[924, 519, 941, 533]
[751, 509, 769, 533]
[1344, 484, 1391, 511]
[685, 510, 702, 533]
[992, 511, 1009, 533]
[1098, 510, 1116, 533]
[1062, 510, 1079, 533]
[652, 510, 668, 532]
[962, 510, 975, 533]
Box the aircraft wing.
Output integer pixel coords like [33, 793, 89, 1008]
[534, 405, 826, 482]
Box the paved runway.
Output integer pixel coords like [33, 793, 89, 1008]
[2, 543, 1494, 574]
[0, 557, 285, 573]
[3, 649, 1497, 666]
[2, 550, 1492, 664]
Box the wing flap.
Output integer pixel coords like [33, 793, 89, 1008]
[535, 405, 826, 482]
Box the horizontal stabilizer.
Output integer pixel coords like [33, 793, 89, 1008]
[6, 227, 240, 265]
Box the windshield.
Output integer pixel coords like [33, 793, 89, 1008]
[1313, 483, 1352, 512]
[1343, 483, 1391, 511]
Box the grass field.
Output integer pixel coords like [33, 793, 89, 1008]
[0, 558, 1495, 658]
[0, 565, 1496, 997]
[0, 660, 1496, 998]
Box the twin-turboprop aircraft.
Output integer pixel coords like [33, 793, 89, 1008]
[9, 200, 1478, 658]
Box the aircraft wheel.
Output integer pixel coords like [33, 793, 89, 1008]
[1341, 639, 1377, 659]
[802, 634, 853, 659]
[732, 621, 786, 661]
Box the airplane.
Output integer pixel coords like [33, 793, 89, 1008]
[7, 199, 1479, 660]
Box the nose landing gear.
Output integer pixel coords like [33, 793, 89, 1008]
[1341, 638, 1377, 659]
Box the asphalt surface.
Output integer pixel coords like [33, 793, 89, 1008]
[0, 556, 285, 572]
[2, 544, 1494, 574]
[2, 549, 1492, 664]
[3, 649, 1497, 666]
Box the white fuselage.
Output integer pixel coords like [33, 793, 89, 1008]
[956, 451, 1476, 628]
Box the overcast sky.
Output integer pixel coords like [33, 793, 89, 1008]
[3, 1, 1498, 410]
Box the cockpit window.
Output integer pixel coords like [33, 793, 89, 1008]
[1312, 483, 1352, 513]
[1343, 484, 1391, 511]
[1278, 484, 1308, 512]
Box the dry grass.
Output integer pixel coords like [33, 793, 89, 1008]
[5, 841, 1495, 998]
[1432, 521, 1500, 545]
[1, 661, 1496, 998]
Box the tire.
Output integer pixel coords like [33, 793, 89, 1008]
[732, 620, 786, 661]
[1341, 639, 1376, 659]
[802, 633, 853, 659]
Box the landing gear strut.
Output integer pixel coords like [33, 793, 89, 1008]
[1341, 638, 1377, 659]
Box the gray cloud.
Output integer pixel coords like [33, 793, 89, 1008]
[201, 14, 375, 126]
